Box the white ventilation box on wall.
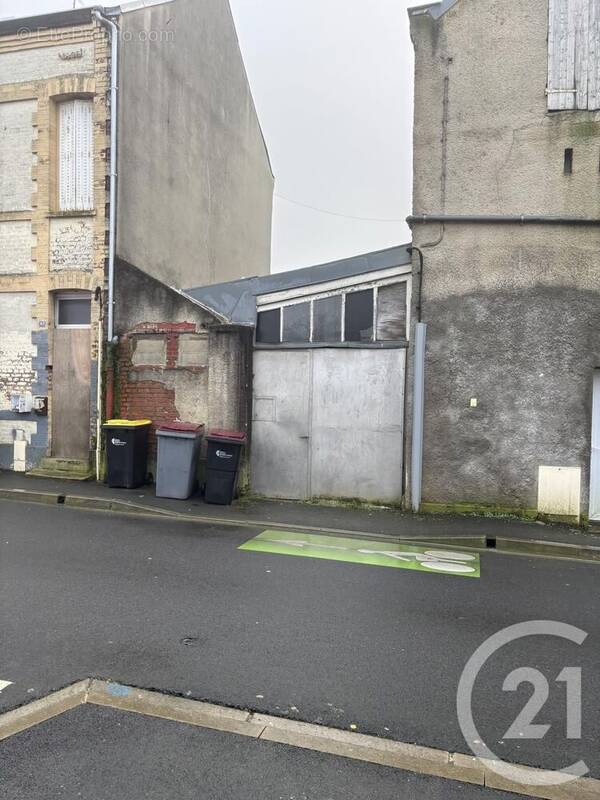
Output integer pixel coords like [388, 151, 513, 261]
[537, 466, 581, 522]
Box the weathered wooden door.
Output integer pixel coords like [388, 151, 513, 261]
[52, 297, 92, 460]
[590, 371, 600, 521]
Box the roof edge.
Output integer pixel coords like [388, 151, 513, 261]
[275, 242, 412, 276]
[0, 8, 94, 37]
[408, 0, 460, 20]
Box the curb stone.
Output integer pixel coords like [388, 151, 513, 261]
[1, 488, 599, 563]
[0, 680, 597, 798]
[0, 680, 90, 742]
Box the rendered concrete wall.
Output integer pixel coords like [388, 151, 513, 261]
[408, 0, 600, 516]
[116, 0, 274, 290]
[114, 260, 215, 334]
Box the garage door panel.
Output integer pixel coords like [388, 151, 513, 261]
[311, 350, 405, 425]
[310, 349, 405, 503]
[310, 427, 403, 502]
[251, 348, 405, 504]
[251, 350, 311, 500]
[251, 421, 310, 499]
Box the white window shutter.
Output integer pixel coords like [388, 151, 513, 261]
[548, 0, 600, 111]
[588, 0, 600, 109]
[59, 99, 93, 211]
[59, 102, 76, 209]
[574, 0, 590, 109]
[74, 100, 93, 211]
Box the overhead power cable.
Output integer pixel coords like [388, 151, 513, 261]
[274, 193, 405, 223]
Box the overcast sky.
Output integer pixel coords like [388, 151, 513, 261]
[0, 0, 414, 272]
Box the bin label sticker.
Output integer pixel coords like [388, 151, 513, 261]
[239, 531, 480, 578]
[216, 450, 233, 460]
[111, 438, 126, 447]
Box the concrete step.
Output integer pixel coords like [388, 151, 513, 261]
[28, 458, 94, 481]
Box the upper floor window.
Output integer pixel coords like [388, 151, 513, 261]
[256, 279, 409, 346]
[58, 99, 94, 211]
[548, 0, 600, 111]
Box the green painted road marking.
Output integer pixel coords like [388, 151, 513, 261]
[239, 531, 480, 578]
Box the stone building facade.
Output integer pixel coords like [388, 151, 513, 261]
[0, 11, 109, 472]
[407, 0, 600, 523]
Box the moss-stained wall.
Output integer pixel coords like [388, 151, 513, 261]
[408, 0, 600, 517]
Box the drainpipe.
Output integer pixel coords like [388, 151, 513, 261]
[411, 322, 427, 513]
[95, 310, 103, 481]
[93, 8, 119, 343]
[407, 214, 600, 225]
[406, 246, 424, 323]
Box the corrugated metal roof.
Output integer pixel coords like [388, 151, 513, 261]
[408, 0, 461, 20]
[183, 244, 412, 326]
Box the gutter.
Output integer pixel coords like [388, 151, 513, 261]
[93, 8, 119, 343]
[407, 214, 600, 226]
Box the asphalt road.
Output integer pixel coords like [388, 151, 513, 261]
[0, 500, 598, 780]
[0, 704, 524, 800]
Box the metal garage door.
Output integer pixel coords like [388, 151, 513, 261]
[251, 348, 405, 503]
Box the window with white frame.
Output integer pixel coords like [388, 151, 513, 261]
[58, 99, 94, 211]
[255, 278, 409, 346]
[55, 292, 91, 328]
[548, 0, 600, 111]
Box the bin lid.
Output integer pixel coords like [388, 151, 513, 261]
[158, 422, 204, 434]
[208, 429, 247, 443]
[104, 419, 152, 428]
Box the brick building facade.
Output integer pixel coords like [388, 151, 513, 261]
[0, 11, 109, 472]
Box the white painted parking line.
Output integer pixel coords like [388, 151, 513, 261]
[0, 680, 14, 693]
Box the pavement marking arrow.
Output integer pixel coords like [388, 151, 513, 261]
[0, 680, 14, 693]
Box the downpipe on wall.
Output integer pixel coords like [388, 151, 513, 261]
[411, 323, 427, 513]
[95, 308, 103, 481]
[92, 8, 119, 343]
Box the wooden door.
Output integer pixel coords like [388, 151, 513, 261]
[52, 328, 91, 460]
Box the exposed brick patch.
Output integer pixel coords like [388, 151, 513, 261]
[129, 322, 197, 335]
[116, 325, 208, 458]
[166, 333, 178, 368]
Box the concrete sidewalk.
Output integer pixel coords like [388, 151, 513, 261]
[1, 470, 600, 559]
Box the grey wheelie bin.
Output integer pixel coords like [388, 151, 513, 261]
[156, 422, 204, 500]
